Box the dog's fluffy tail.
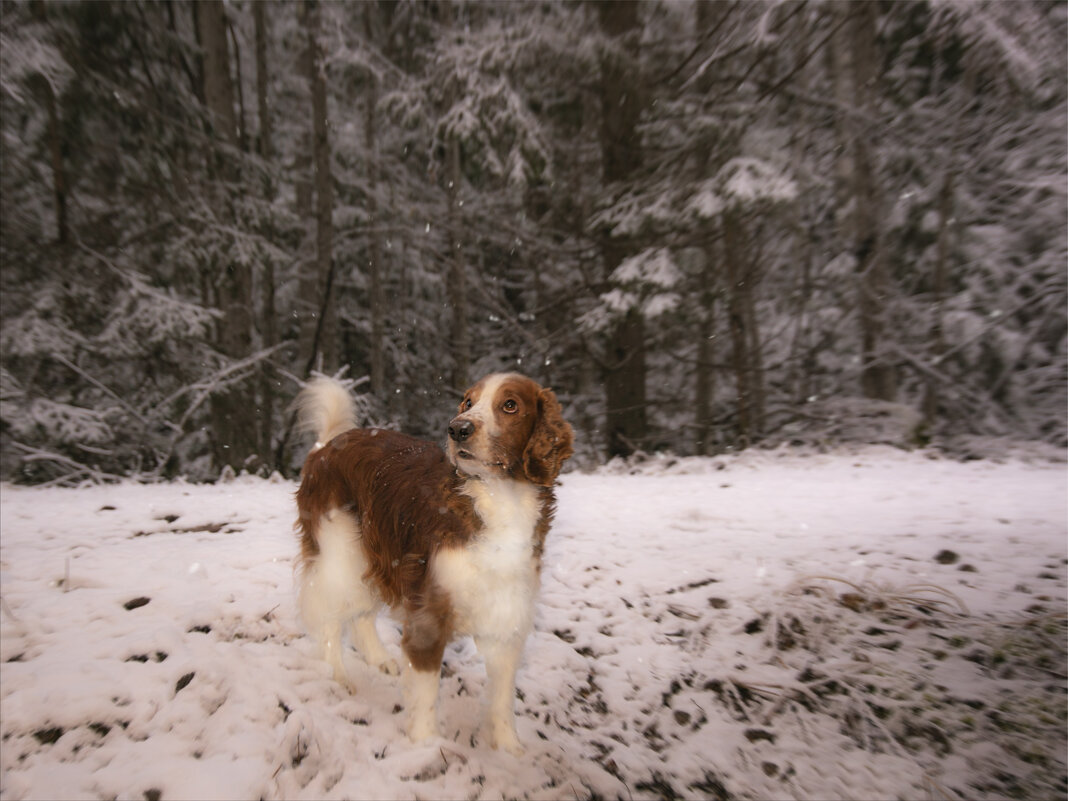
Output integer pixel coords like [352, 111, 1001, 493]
[296, 377, 359, 450]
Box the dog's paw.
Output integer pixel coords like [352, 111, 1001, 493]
[378, 658, 400, 676]
[408, 715, 440, 743]
[488, 724, 523, 755]
[332, 667, 357, 694]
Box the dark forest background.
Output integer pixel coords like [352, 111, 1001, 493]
[1, 0, 1065, 484]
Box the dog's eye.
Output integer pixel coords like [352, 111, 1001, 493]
[502, 399, 518, 414]
[462, 398, 473, 411]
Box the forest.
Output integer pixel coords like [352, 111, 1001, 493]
[1, 0, 1065, 484]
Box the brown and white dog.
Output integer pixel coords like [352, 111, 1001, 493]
[294, 373, 574, 752]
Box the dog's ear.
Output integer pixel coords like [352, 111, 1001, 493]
[522, 387, 575, 486]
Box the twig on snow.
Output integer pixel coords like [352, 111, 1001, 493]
[1, 595, 21, 624]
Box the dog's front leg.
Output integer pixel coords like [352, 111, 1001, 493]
[404, 665, 441, 742]
[477, 636, 525, 754]
[401, 604, 448, 743]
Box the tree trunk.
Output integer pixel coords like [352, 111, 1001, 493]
[446, 134, 469, 390]
[692, 0, 723, 455]
[37, 78, 68, 246]
[295, 129, 317, 367]
[364, 5, 386, 399]
[786, 18, 816, 408]
[832, 1, 896, 401]
[196, 0, 237, 144]
[303, 0, 337, 374]
[923, 170, 954, 424]
[604, 281, 647, 457]
[694, 247, 717, 455]
[253, 2, 272, 161]
[741, 251, 766, 435]
[788, 205, 815, 404]
[598, 0, 647, 459]
[227, 18, 248, 152]
[198, 0, 257, 473]
[437, 0, 469, 392]
[254, 1, 276, 466]
[723, 211, 752, 443]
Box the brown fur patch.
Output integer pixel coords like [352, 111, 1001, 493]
[296, 430, 479, 608]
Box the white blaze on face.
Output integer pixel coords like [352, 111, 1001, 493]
[464, 373, 510, 440]
[449, 373, 518, 479]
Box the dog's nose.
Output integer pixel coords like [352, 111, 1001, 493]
[448, 419, 475, 443]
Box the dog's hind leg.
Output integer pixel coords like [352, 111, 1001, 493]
[298, 509, 379, 691]
[351, 613, 400, 675]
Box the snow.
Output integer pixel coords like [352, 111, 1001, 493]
[686, 181, 724, 220]
[1, 446, 1065, 800]
[0, 29, 73, 104]
[611, 249, 680, 290]
[580, 249, 683, 332]
[718, 157, 797, 207]
[641, 293, 680, 319]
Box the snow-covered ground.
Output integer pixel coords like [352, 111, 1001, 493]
[1, 445, 1065, 801]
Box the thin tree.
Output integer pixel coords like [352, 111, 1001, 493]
[692, 0, 728, 454]
[441, 3, 470, 391]
[302, 0, 338, 375]
[253, 0, 278, 465]
[363, 4, 387, 399]
[598, 0, 647, 458]
[832, 1, 896, 401]
[197, 0, 257, 472]
[722, 210, 754, 441]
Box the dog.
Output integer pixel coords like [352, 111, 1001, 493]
[294, 372, 573, 752]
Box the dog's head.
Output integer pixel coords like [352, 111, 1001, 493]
[447, 373, 574, 486]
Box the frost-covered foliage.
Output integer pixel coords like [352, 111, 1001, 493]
[0, 0, 1064, 482]
[580, 248, 682, 333]
[0, 15, 72, 103]
[611, 0, 1067, 455]
[0, 2, 287, 483]
[717, 157, 798, 208]
[6, 397, 113, 448]
[95, 277, 219, 359]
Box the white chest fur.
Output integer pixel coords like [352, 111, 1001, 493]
[433, 478, 541, 641]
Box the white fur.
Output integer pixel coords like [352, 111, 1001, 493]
[431, 477, 540, 752]
[435, 478, 541, 640]
[297, 377, 359, 448]
[405, 665, 442, 742]
[464, 373, 510, 440]
[298, 509, 397, 689]
[478, 636, 525, 754]
[450, 373, 516, 480]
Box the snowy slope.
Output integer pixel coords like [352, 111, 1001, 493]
[1, 446, 1065, 801]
